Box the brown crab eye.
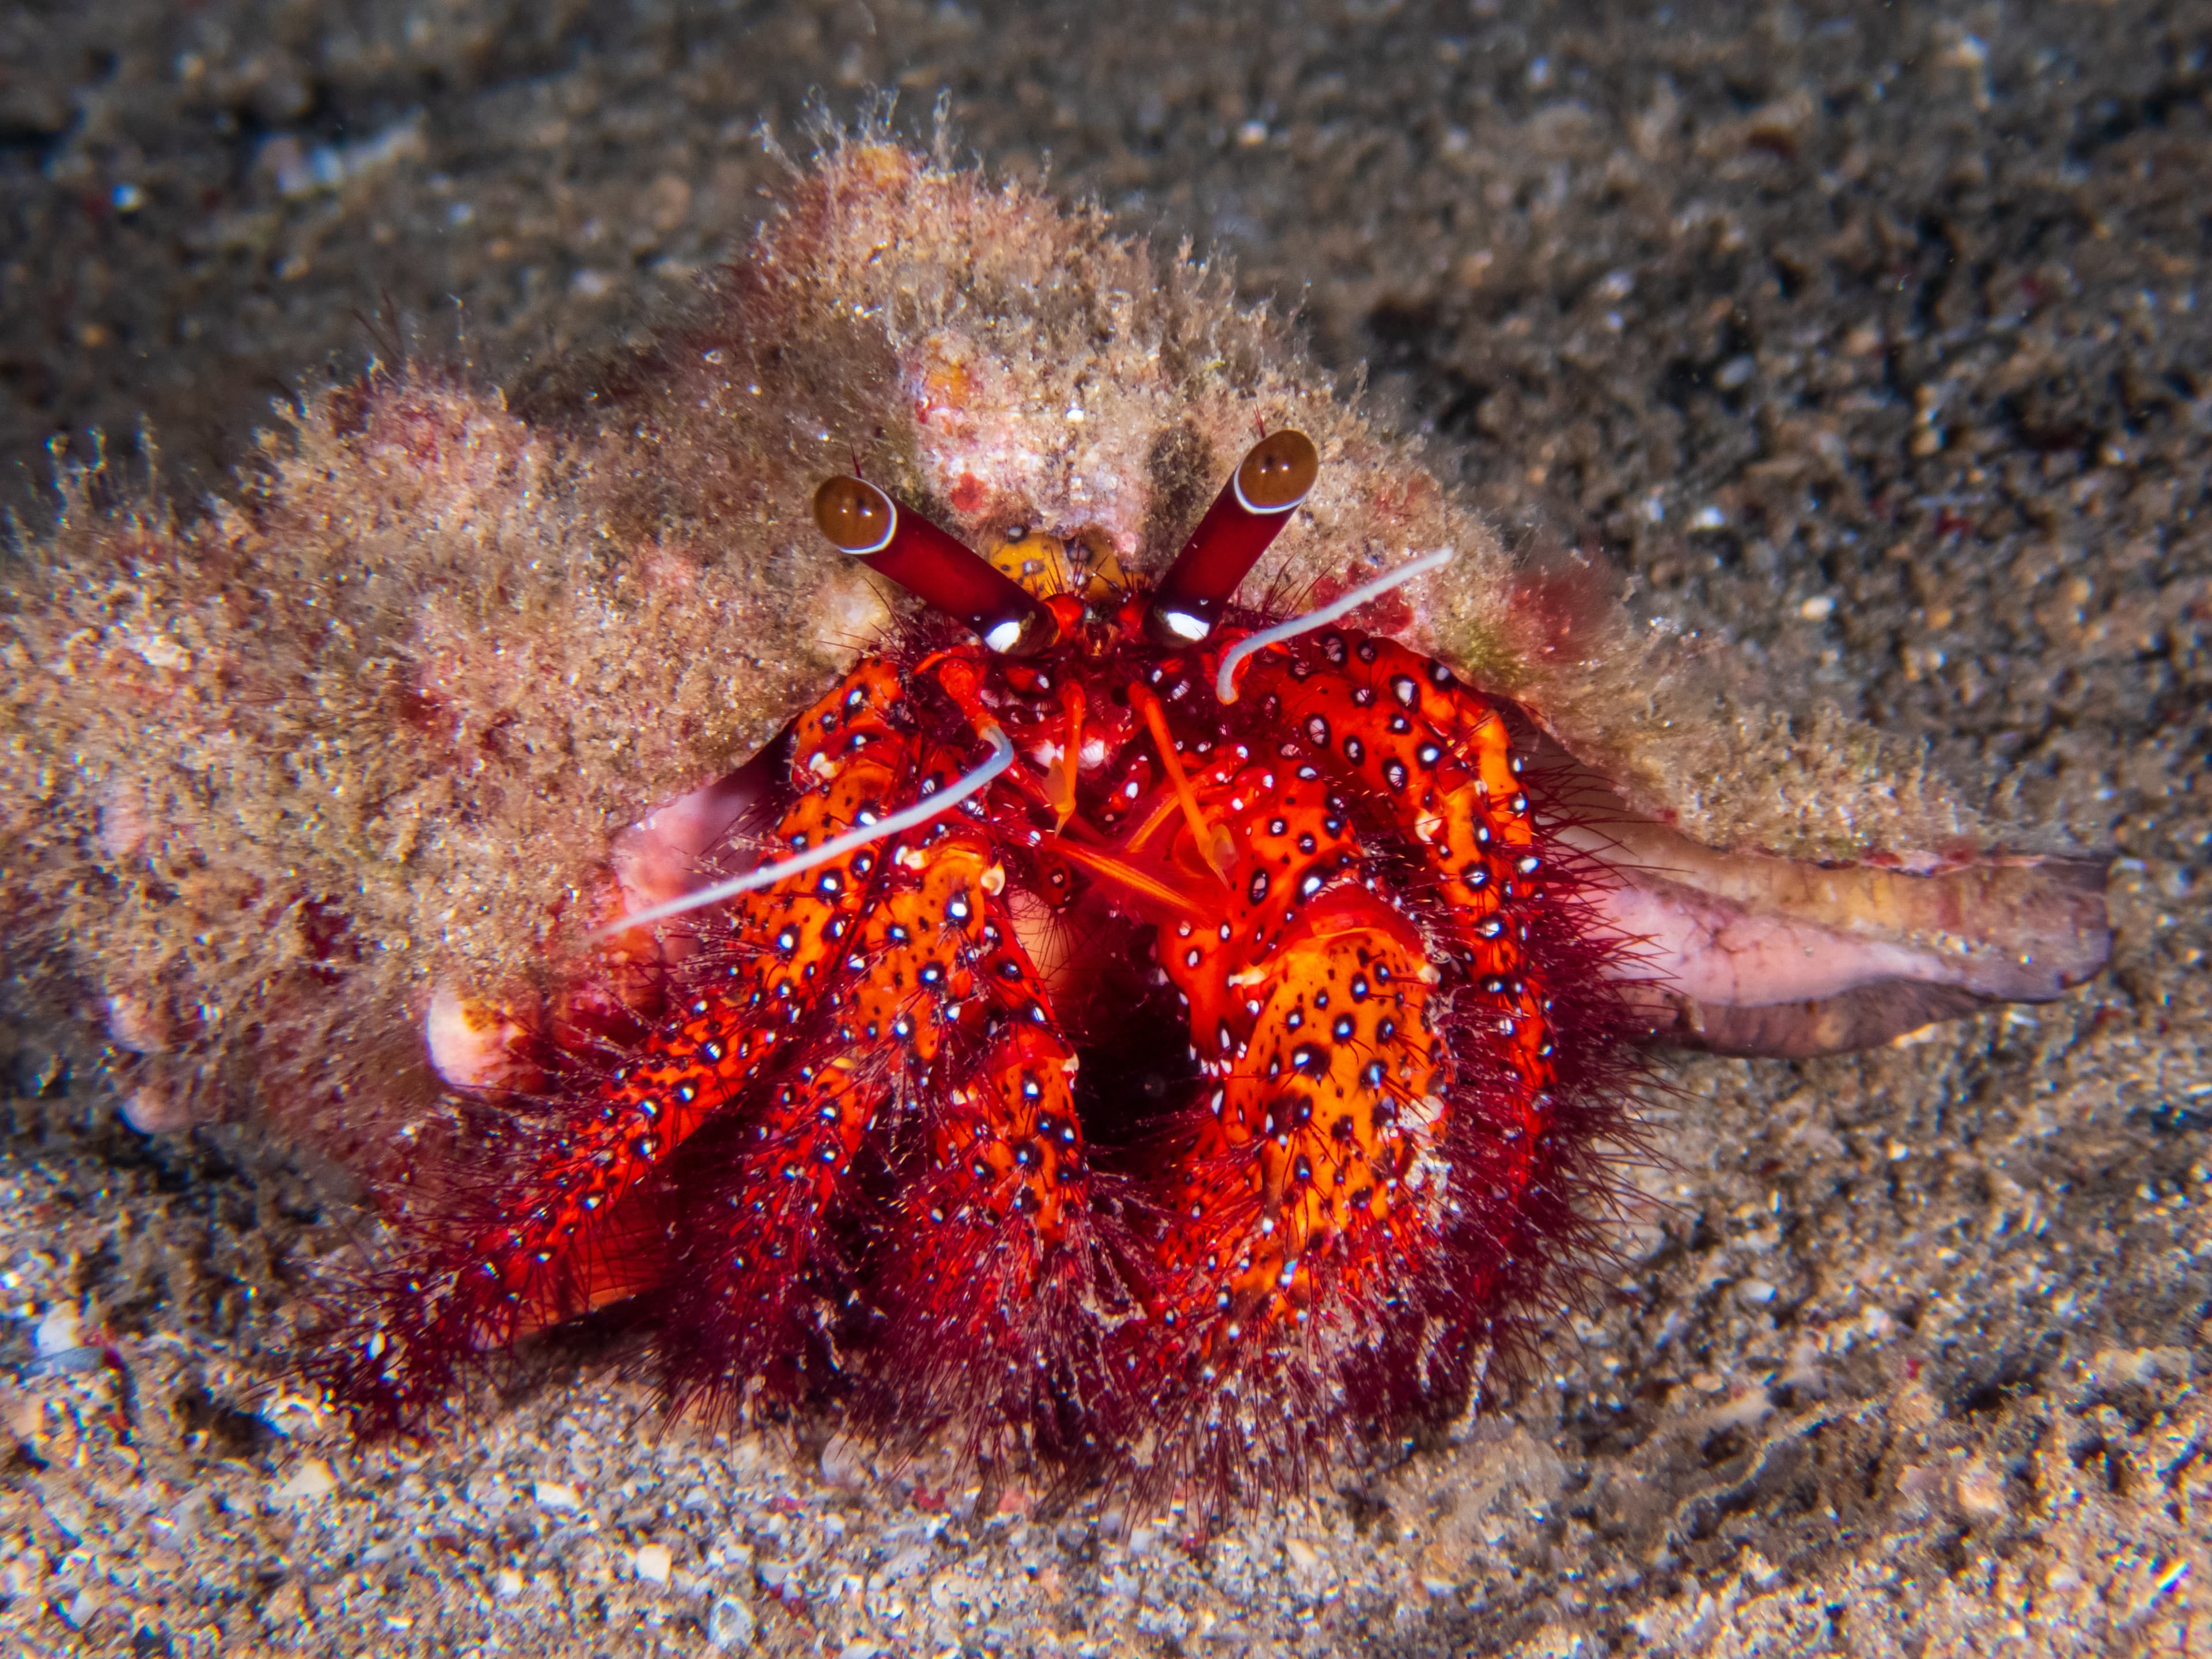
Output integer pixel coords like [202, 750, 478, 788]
[1234, 429, 1319, 513]
[813, 476, 897, 554]
[1145, 427, 1323, 647]
[810, 472, 1058, 655]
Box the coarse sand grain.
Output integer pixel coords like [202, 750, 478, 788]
[2, 3, 2208, 1656]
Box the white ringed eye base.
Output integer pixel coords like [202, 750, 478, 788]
[832, 490, 899, 556]
[1230, 474, 1316, 517]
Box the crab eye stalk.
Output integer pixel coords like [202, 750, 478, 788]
[813, 476, 1058, 656]
[1145, 429, 1320, 647]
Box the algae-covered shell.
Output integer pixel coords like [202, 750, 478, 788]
[0, 137, 2105, 1152]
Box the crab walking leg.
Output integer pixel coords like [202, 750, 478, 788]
[477, 664, 914, 1316]
[869, 907, 1108, 1448]
[320, 664, 914, 1433]
[652, 1054, 884, 1406]
[1097, 741, 1451, 1470]
[654, 811, 1015, 1404]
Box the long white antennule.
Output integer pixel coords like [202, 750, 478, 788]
[597, 726, 1016, 936]
[1215, 548, 1455, 704]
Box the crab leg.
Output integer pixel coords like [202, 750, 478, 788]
[843, 683, 1112, 1444]
[488, 664, 916, 1310]
[865, 919, 1108, 1452]
[1109, 632, 1588, 1485]
[325, 664, 910, 1429]
[656, 808, 1015, 1403]
[653, 699, 1107, 1435]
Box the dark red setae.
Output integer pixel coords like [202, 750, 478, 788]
[314, 433, 1638, 1502]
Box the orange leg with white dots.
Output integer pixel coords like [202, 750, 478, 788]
[336, 664, 1106, 1431]
[422, 666, 908, 1366]
[1116, 632, 1565, 1482]
[624, 697, 1111, 1433]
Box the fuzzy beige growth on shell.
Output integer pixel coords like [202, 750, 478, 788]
[0, 137, 2008, 1147]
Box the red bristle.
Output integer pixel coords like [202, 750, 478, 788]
[316, 498, 1642, 1513]
[863, 1007, 1121, 1468]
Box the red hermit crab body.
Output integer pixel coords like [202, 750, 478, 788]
[1, 140, 2111, 1523]
[328, 433, 1630, 1494]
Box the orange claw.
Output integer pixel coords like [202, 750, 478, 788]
[1123, 754, 1448, 1370]
[868, 859, 1111, 1451]
[1100, 632, 1578, 1491]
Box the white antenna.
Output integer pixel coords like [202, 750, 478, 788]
[1215, 550, 1455, 704]
[597, 726, 1016, 936]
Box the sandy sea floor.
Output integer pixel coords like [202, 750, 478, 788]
[3, 1, 2210, 1654]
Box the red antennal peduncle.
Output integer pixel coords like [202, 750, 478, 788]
[813, 476, 1058, 656]
[1145, 429, 1320, 647]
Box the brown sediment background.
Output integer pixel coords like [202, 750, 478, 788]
[1, 3, 2207, 1655]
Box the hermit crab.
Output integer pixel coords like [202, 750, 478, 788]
[0, 136, 2109, 1501]
[324, 425, 1643, 1495]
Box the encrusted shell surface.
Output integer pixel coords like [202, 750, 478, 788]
[0, 138, 2093, 1141]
